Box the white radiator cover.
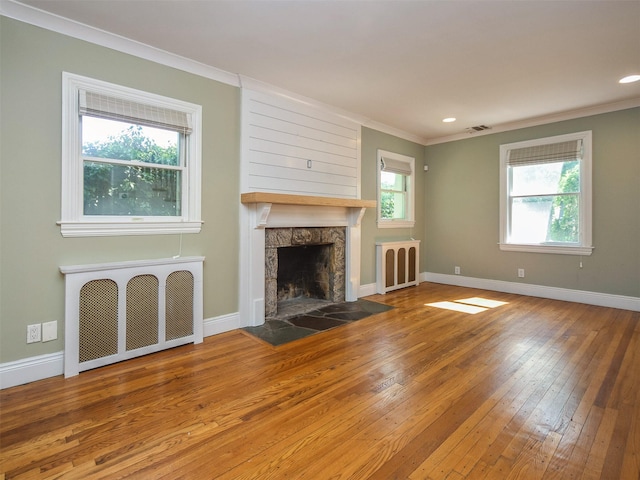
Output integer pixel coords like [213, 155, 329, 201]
[60, 257, 204, 377]
[376, 240, 420, 294]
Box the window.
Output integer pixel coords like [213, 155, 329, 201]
[60, 72, 202, 237]
[377, 149, 415, 228]
[499, 131, 593, 255]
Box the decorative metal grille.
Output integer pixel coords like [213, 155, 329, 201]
[166, 270, 194, 340]
[79, 279, 118, 363]
[62, 257, 204, 377]
[126, 274, 159, 351]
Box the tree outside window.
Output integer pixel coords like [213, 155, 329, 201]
[500, 131, 592, 255]
[377, 149, 415, 229]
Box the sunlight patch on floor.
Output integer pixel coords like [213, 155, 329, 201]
[456, 297, 509, 309]
[426, 297, 509, 315]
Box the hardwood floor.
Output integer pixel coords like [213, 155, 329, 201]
[1, 283, 639, 479]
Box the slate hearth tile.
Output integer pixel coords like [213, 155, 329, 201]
[318, 303, 364, 314]
[359, 300, 395, 314]
[243, 323, 315, 346]
[289, 315, 347, 331]
[326, 310, 372, 321]
[243, 299, 394, 347]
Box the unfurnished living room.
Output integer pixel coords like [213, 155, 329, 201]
[0, 1, 639, 478]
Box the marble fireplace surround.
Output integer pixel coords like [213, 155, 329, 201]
[240, 193, 376, 327]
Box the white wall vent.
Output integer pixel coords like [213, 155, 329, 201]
[376, 240, 420, 294]
[60, 257, 204, 377]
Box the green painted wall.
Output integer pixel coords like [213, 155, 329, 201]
[0, 18, 240, 362]
[0, 18, 427, 366]
[2, 16, 637, 367]
[424, 108, 640, 297]
[360, 127, 426, 285]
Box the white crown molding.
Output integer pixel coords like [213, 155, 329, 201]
[238, 75, 368, 126]
[0, 0, 240, 87]
[0, 0, 425, 144]
[1, 0, 426, 146]
[424, 97, 640, 146]
[2, 1, 638, 148]
[422, 272, 640, 312]
[362, 119, 429, 147]
[239, 75, 429, 145]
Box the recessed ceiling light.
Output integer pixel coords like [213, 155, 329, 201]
[442, 117, 456, 123]
[619, 74, 640, 84]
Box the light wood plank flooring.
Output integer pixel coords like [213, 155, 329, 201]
[1, 283, 639, 479]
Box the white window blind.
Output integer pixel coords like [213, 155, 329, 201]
[381, 156, 413, 175]
[79, 90, 192, 134]
[507, 139, 582, 166]
[499, 131, 593, 255]
[61, 72, 202, 237]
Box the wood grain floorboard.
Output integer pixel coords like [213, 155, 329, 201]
[1, 283, 638, 479]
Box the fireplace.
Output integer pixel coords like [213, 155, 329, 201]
[278, 244, 332, 300]
[265, 227, 345, 319]
[239, 193, 375, 327]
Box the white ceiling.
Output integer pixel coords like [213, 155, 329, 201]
[9, 0, 640, 143]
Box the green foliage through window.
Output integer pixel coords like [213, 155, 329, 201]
[83, 124, 182, 216]
[547, 163, 580, 242]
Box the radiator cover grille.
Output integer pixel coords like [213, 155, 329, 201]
[376, 240, 420, 294]
[166, 270, 194, 340]
[61, 257, 204, 377]
[126, 274, 159, 351]
[79, 279, 118, 362]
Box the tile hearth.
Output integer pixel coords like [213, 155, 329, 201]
[242, 299, 393, 346]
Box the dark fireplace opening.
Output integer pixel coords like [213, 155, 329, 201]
[277, 243, 333, 303]
[264, 227, 346, 320]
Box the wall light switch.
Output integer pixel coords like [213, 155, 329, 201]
[42, 321, 58, 342]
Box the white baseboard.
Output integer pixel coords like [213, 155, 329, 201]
[203, 312, 242, 337]
[5, 279, 636, 390]
[0, 312, 242, 390]
[422, 272, 640, 312]
[0, 351, 64, 390]
[358, 282, 377, 298]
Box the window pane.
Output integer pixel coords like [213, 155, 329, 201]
[511, 160, 579, 196]
[510, 194, 579, 244]
[381, 191, 406, 219]
[82, 117, 179, 166]
[381, 171, 404, 191]
[84, 161, 181, 216]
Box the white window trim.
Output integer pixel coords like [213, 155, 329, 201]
[377, 149, 415, 229]
[59, 72, 202, 237]
[499, 131, 593, 255]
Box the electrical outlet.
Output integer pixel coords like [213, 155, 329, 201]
[454, 266, 461, 275]
[27, 324, 41, 343]
[518, 268, 525, 278]
[42, 321, 58, 342]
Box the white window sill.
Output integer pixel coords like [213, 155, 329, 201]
[377, 220, 416, 229]
[58, 220, 203, 237]
[499, 243, 593, 256]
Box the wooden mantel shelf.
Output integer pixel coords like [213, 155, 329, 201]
[241, 192, 376, 209]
